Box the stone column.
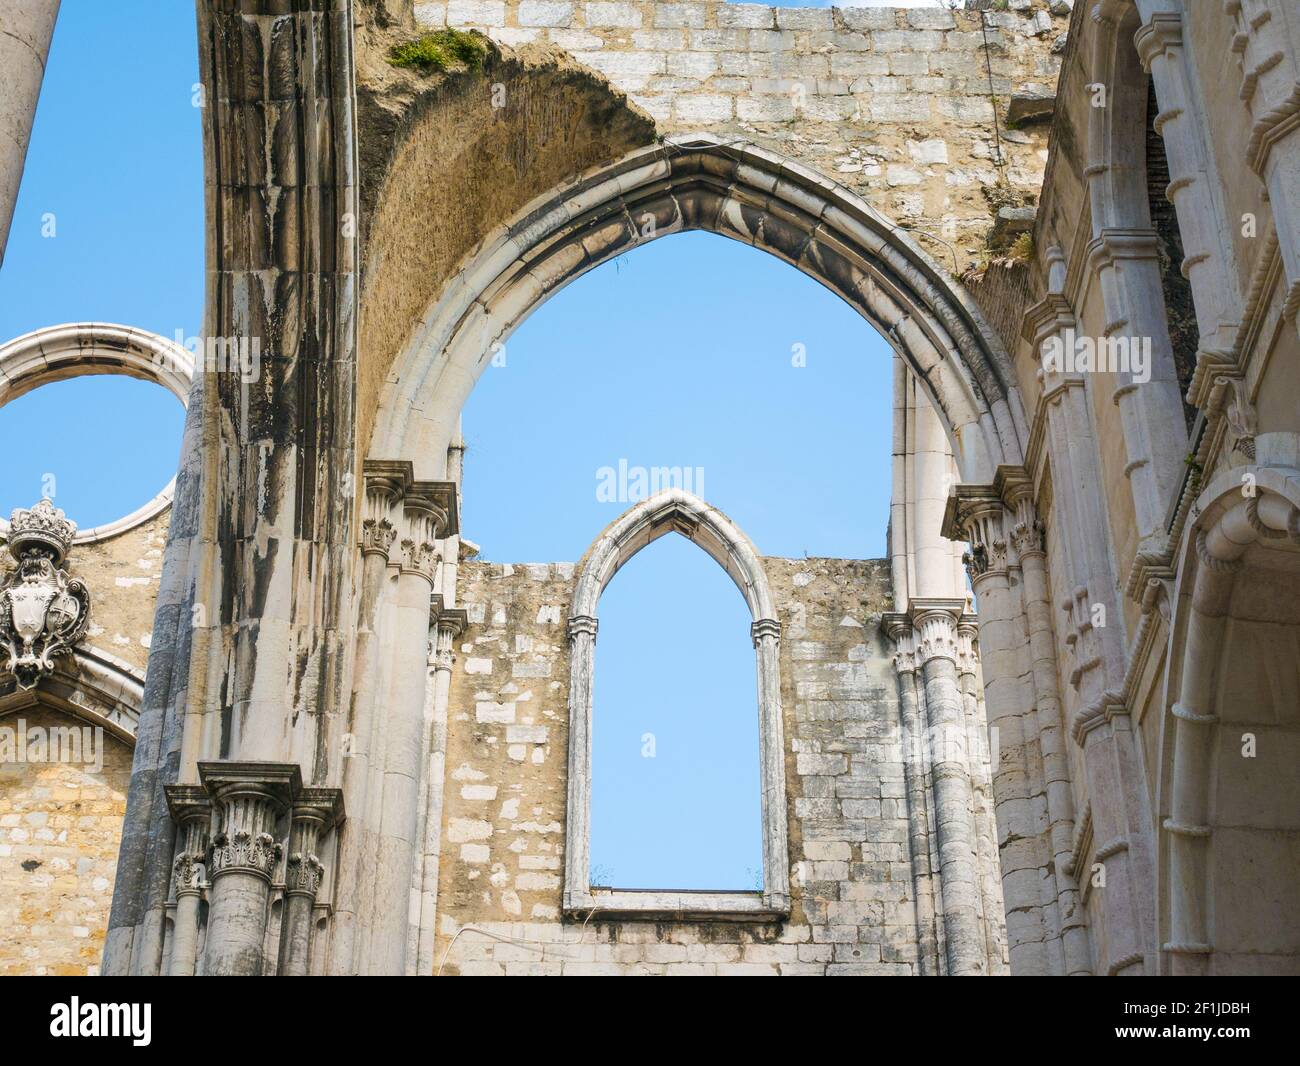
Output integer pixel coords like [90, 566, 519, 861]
[884, 618, 941, 976]
[562, 614, 598, 914]
[912, 599, 985, 976]
[1085, 230, 1190, 554]
[946, 490, 1054, 975]
[751, 617, 789, 912]
[1134, 10, 1242, 354]
[199, 762, 300, 977]
[1002, 481, 1091, 976]
[1221, 0, 1300, 329]
[371, 484, 450, 974]
[330, 462, 403, 973]
[163, 785, 211, 977]
[279, 787, 344, 977]
[0, 0, 59, 267]
[414, 607, 466, 974]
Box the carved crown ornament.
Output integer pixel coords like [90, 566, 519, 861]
[0, 499, 91, 690]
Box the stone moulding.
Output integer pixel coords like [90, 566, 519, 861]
[0, 323, 194, 545]
[562, 488, 789, 922]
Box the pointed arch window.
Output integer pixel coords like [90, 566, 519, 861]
[563, 490, 789, 921]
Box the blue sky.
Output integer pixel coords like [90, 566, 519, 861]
[2, 1, 900, 892]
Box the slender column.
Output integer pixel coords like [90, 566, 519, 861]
[371, 486, 448, 974]
[163, 786, 211, 977]
[946, 492, 1054, 975]
[913, 600, 985, 976]
[1134, 10, 1242, 353]
[198, 762, 300, 977]
[330, 463, 402, 973]
[1003, 485, 1092, 975]
[415, 608, 466, 974]
[279, 787, 344, 977]
[1221, 0, 1300, 326]
[956, 616, 1004, 973]
[1085, 231, 1190, 554]
[562, 614, 598, 913]
[0, 0, 59, 266]
[884, 619, 941, 976]
[751, 618, 789, 912]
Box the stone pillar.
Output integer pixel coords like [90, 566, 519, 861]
[1002, 481, 1091, 976]
[751, 617, 790, 912]
[163, 785, 211, 977]
[946, 489, 1054, 975]
[1221, 0, 1300, 329]
[370, 485, 449, 974]
[199, 762, 300, 977]
[1085, 230, 1190, 554]
[0, 0, 58, 267]
[912, 600, 985, 976]
[1134, 10, 1242, 354]
[330, 462, 403, 973]
[414, 607, 466, 974]
[279, 787, 344, 977]
[884, 619, 941, 976]
[562, 614, 598, 914]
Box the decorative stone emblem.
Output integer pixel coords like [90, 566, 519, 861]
[0, 499, 91, 690]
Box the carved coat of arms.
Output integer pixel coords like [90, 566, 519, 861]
[0, 499, 91, 690]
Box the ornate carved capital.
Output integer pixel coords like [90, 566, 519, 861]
[198, 761, 301, 884]
[165, 784, 212, 898]
[286, 786, 344, 901]
[0, 499, 91, 691]
[209, 829, 282, 881]
[909, 600, 966, 665]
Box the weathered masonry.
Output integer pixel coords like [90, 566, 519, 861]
[1, 0, 1298, 976]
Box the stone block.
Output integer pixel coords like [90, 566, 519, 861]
[583, 2, 641, 28]
[518, 0, 574, 27]
[447, 0, 505, 27]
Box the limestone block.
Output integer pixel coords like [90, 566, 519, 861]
[518, 0, 574, 27]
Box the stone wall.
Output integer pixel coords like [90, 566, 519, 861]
[410, 0, 1067, 264]
[432, 551, 1003, 974]
[0, 704, 133, 975]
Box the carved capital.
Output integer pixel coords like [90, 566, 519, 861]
[198, 761, 301, 884]
[750, 617, 782, 647]
[567, 614, 598, 642]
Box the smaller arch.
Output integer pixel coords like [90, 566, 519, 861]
[564, 490, 789, 920]
[1158, 463, 1300, 973]
[0, 323, 193, 544]
[572, 488, 777, 624]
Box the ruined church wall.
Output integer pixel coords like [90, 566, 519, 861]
[0, 704, 132, 975]
[410, 0, 1067, 267]
[432, 552, 965, 974]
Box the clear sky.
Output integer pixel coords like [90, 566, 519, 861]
[1, 0, 904, 892]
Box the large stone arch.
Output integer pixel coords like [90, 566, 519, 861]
[370, 135, 1029, 486]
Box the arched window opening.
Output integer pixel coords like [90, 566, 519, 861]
[589, 532, 761, 893]
[0, 376, 184, 530]
[1144, 76, 1198, 430]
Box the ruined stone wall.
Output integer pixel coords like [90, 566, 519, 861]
[432, 551, 1002, 974]
[0, 704, 132, 975]
[410, 0, 1067, 266]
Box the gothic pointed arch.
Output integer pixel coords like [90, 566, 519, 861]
[563, 489, 788, 920]
[371, 135, 1029, 487]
